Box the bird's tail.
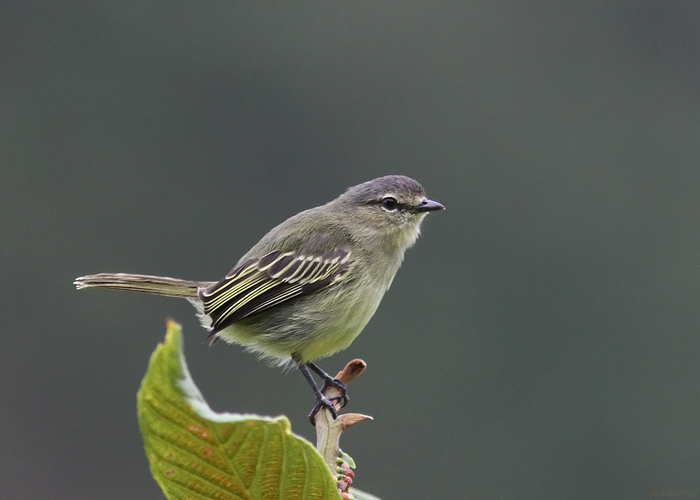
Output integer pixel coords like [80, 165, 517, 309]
[74, 273, 213, 298]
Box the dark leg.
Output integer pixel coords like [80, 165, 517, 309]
[299, 364, 339, 425]
[306, 361, 349, 408]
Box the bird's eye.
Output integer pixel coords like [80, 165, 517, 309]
[381, 197, 399, 211]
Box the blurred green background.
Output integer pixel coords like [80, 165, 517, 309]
[3, 2, 700, 499]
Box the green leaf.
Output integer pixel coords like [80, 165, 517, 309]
[137, 321, 342, 500]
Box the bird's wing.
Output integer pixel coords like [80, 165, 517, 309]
[200, 248, 352, 336]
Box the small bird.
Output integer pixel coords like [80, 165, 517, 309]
[75, 175, 444, 423]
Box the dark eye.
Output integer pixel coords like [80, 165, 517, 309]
[381, 197, 398, 211]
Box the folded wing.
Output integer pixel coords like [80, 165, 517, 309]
[200, 249, 352, 336]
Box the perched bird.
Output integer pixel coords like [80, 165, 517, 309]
[75, 175, 444, 423]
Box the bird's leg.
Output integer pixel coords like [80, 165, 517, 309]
[306, 361, 349, 408]
[299, 364, 339, 425]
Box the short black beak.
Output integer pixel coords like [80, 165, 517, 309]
[414, 198, 445, 212]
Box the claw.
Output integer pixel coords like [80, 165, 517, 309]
[307, 395, 339, 425]
[322, 378, 349, 408]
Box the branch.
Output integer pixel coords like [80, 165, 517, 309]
[314, 359, 373, 473]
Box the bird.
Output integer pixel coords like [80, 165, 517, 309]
[75, 175, 444, 423]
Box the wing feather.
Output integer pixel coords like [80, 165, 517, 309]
[200, 249, 351, 335]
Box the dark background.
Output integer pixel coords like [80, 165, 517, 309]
[3, 2, 700, 499]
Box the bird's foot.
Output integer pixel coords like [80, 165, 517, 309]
[300, 362, 350, 426]
[321, 377, 349, 408]
[308, 395, 339, 425]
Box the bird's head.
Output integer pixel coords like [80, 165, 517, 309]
[334, 175, 444, 249]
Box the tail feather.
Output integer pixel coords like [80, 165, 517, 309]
[74, 273, 213, 299]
